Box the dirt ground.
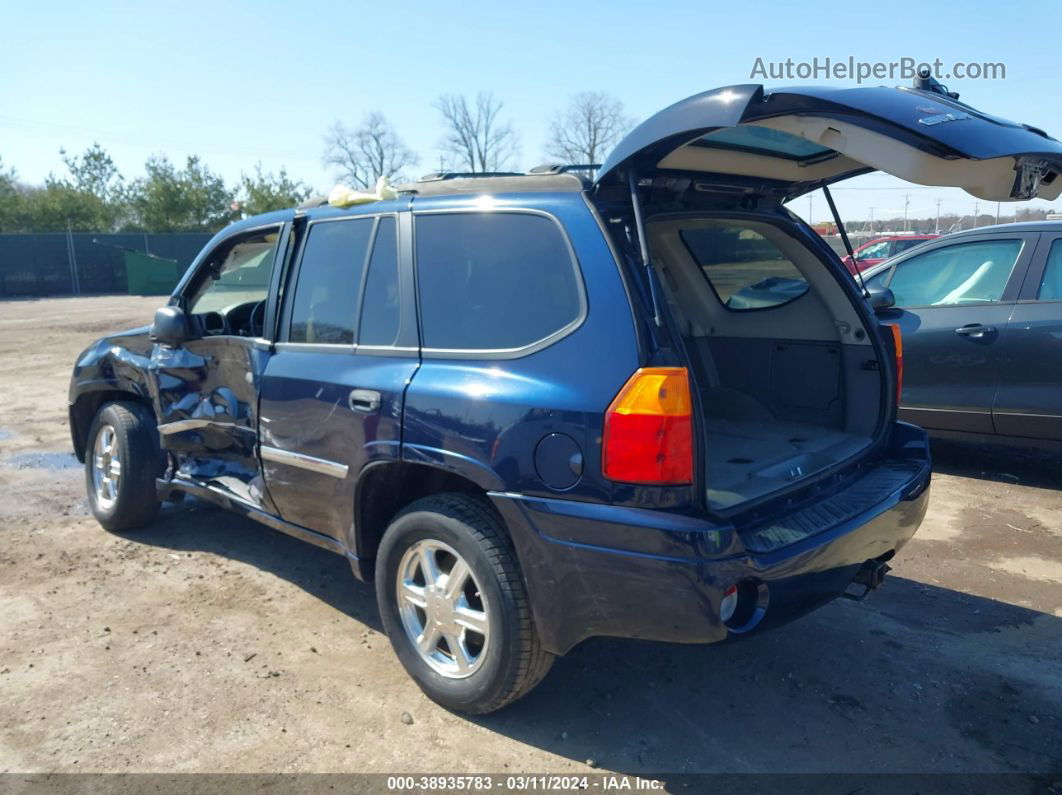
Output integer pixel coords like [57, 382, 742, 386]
[0, 295, 1060, 779]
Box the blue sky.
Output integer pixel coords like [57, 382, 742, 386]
[3, 0, 1060, 225]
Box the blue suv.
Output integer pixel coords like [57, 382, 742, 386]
[68, 83, 1062, 712]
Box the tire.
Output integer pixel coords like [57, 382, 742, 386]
[85, 401, 162, 532]
[375, 493, 554, 714]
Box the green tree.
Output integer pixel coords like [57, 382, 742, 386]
[0, 157, 20, 232]
[15, 181, 113, 232]
[0, 144, 127, 232]
[128, 155, 235, 232]
[60, 143, 124, 204]
[238, 164, 312, 215]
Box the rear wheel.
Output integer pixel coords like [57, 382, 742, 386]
[375, 494, 553, 714]
[85, 402, 162, 532]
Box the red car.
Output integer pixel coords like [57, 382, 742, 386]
[842, 234, 939, 274]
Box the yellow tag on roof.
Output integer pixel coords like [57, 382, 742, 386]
[327, 177, 399, 208]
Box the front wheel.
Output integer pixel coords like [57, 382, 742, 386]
[85, 401, 162, 532]
[375, 494, 553, 714]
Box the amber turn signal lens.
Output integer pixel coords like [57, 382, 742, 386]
[602, 367, 693, 485]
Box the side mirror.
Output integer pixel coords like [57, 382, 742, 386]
[866, 286, 896, 313]
[151, 305, 190, 346]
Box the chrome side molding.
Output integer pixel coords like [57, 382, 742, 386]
[260, 445, 349, 479]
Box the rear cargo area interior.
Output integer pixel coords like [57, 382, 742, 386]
[647, 215, 884, 509]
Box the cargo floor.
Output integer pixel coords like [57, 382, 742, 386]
[706, 419, 869, 509]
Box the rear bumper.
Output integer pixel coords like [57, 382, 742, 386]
[491, 422, 931, 655]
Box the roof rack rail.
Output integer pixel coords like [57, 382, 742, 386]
[528, 163, 602, 175]
[418, 171, 525, 182]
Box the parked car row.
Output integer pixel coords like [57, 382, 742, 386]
[68, 80, 1062, 712]
[842, 234, 940, 274]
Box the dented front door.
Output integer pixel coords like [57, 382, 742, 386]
[153, 337, 273, 508]
[150, 220, 291, 512]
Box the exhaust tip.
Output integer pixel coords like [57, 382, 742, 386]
[721, 579, 769, 633]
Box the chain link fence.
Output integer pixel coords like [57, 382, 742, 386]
[0, 232, 211, 297]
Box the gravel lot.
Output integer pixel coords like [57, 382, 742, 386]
[0, 296, 1060, 779]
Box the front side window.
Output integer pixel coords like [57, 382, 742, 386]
[1037, 239, 1062, 301]
[856, 240, 891, 260]
[679, 224, 809, 310]
[886, 239, 1022, 307]
[415, 213, 582, 350]
[187, 229, 279, 317]
[288, 218, 373, 344]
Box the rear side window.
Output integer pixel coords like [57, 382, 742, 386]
[358, 217, 401, 346]
[415, 213, 582, 350]
[1037, 239, 1062, 301]
[893, 238, 927, 255]
[679, 225, 809, 310]
[886, 239, 1022, 307]
[289, 219, 373, 344]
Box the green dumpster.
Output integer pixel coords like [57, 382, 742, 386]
[122, 250, 182, 296]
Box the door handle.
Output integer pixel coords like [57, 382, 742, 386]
[348, 388, 382, 413]
[954, 323, 996, 338]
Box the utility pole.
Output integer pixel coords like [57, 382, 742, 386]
[995, 202, 1001, 226]
[935, 199, 943, 234]
[903, 194, 910, 232]
[808, 193, 813, 226]
[868, 207, 875, 235]
[973, 201, 980, 228]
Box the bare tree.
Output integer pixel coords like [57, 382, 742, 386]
[545, 91, 635, 167]
[323, 112, 418, 188]
[434, 92, 519, 173]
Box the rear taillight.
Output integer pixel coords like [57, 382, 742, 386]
[602, 367, 693, 485]
[885, 323, 903, 404]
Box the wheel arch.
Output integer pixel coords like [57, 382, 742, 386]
[71, 385, 156, 462]
[351, 460, 507, 582]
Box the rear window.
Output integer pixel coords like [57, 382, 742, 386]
[679, 225, 809, 310]
[415, 213, 582, 351]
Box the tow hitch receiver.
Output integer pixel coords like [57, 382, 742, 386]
[842, 557, 892, 601]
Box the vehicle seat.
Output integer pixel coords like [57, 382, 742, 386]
[936, 260, 994, 304]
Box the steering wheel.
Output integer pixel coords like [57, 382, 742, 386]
[249, 301, 266, 337]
